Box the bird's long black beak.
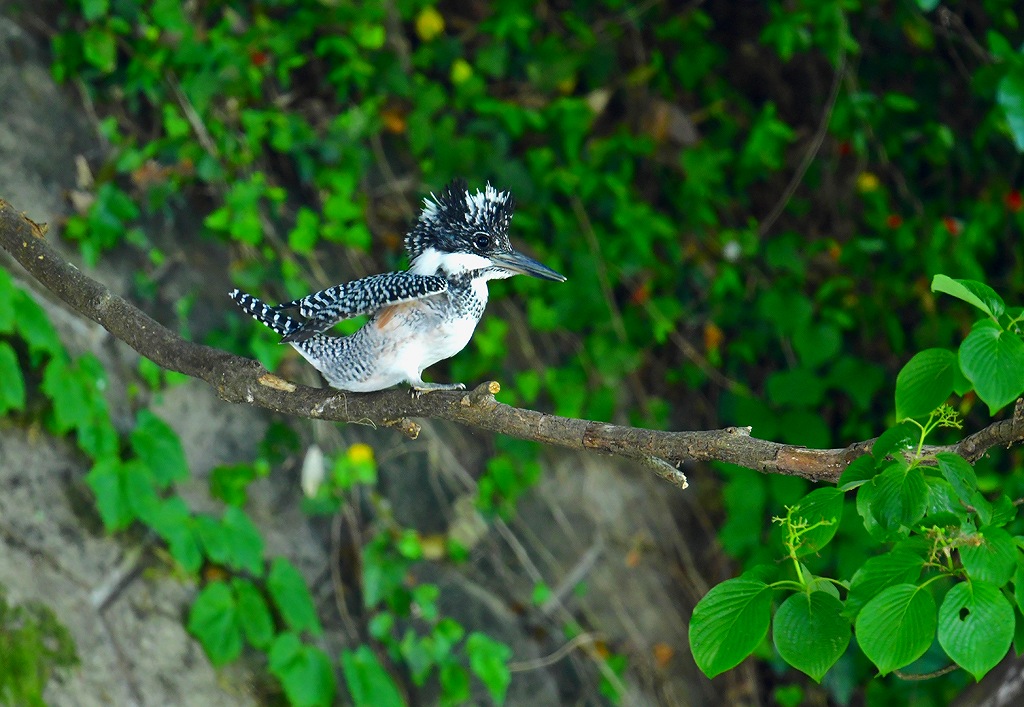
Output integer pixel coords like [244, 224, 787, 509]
[491, 250, 567, 282]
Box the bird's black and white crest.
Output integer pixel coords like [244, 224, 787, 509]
[404, 179, 516, 262]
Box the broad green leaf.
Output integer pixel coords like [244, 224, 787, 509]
[233, 579, 275, 650]
[997, 65, 1024, 152]
[871, 464, 928, 529]
[187, 582, 242, 665]
[915, 0, 940, 10]
[222, 507, 265, 576]
[689, 578, 772, 678]
[791, 488, 844, 556]
[440, 663, 470, 705]
[82, 0, 109, 21]
[924, 477, 968, 522]
[838, 454, 876, 491]
[130, 409, 189, 486]
[855, 584, 937, 675]
[147, 497, 202, 572]
[846, 551, 926, 619]
[773, 591, 850, 682]
[960, 526, 1018, 585]
[193, 514, 231, 565]
[0, 342, 26, 414]
[42, 357, 91, 434]
[1014, 564, 1024, 615]
[938, 581, 1014, 680]
[872, 422, 916, 463]
[268, 558, 322, 636]
[466, 632, 512, 705]
[931, 275, 1005, 319]
[82, 26, 116, 73]
[269, 633, 337, 707]
[13, 294, 62, 355]
[85, 458, 133, 530]
[895, 349, 956, 420]
[0, 269, 15, 332]
[339, 645, 405, 707]
[935, 452, 978, 505]
[959, 321, 1024, 413]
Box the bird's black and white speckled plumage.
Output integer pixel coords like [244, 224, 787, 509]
[229, 180, 565, 393]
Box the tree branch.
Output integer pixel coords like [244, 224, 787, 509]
[3, 199, 1024, 487]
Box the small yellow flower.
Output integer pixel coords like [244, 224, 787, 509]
[856, 172, 880, 193]
[415, 6, 445, 42]
[347, 443, 375, 464]
[450, 58, 473, 84]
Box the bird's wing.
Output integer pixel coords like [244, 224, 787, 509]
[274, 272, 448, 343]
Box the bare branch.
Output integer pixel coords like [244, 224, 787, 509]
[3, 199, 1024, 486]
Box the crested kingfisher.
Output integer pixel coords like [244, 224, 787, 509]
[229, 180, 566, 393]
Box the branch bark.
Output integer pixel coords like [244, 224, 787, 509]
[3, 199, 1023, 488]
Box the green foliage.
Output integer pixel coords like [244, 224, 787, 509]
[0, 586, 79, 707]
[694, 277, 1024, 688]
[340, 646, 405, 707]
[268, 633, 337, 707]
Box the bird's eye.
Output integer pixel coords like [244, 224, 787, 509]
[473, 233, 491, 250]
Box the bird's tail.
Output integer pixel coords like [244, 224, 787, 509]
[229, 289, 302, 339]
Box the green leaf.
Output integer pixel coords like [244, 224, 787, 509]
[871, 464, 928, 529]
[187, 582, 242, 666]
[221, 507, 265, 576]
[773, 591, 850, 682]
[0, 269, 15, 332]
[938, 581, 1014, 680]
[269, 633, 337, 707]
[791, 488, 844, 556]
[82, 0, 109, 21]
[147, 497, 202, 572]
[931, 275, 1006, 319]
[997, 65, 1024, 152]
[915, 0, 940, 10]
[42, 357, 91, 434]
[130, 409, 189, 486]
[935, 452, 978, 505]
[960, 526, 1018, 585]
[837, 454, 876, 491]
[689, 578, 772, 678]
[846, 551, 926, 619]
[440, 663, 470, 706]
[13, 294, 62, 355]
[466, 632, 512, 705]
[268, 558, 322, 636]
[958, 321, 1024, 413]
[233, 579, 275, 650]
[872, 422, 916, 463]
[85, 458, 133, 530]
[1014, 564, 1024, 615]
[82, 26, 116, 73]
[0, 342, 26, 414]
[339, 645, 405, 707]
[855, 583, 937, 675]
[193, 514, 231, 565]
[895, 349, 957, 420]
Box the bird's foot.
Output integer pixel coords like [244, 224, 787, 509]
[409, 382, 466, 399]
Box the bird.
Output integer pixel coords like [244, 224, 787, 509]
[229, 179, 566, 394]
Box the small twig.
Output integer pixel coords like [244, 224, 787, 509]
[508, 632, 603, 672]
[759, 48, 847, 237]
